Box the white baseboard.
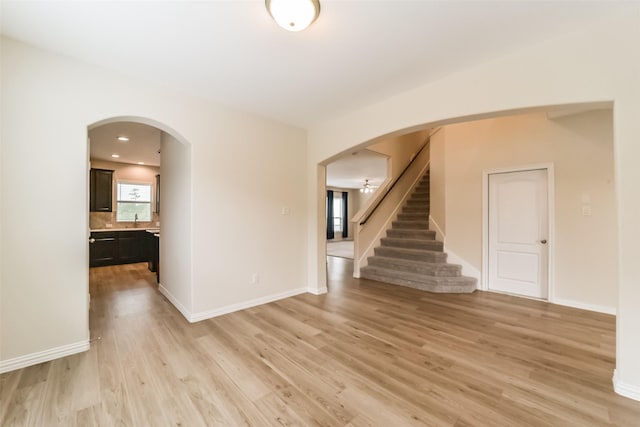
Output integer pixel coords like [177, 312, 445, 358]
[158, 283, 193, 321]
[613, 369, 640, 401]
[308, 286, 328, 295]
[443, 246, 481, 288]
[551, 297, 616, 315]
[0, 340, 90, 374]
[189, 287, 309, 323]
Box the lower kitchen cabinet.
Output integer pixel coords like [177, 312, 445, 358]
[90, 230, 150, 267]
[89, 232, 117, 266]
[118, 231, 149, 264]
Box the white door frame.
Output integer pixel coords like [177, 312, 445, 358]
[481, 163, 555, 301]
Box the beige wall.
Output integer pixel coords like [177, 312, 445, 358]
[355, 189, 375, 216]
[89, 159, 160, 229]
[368, 129, 428, 180]
[306, 10, 640, 393]
[432, 110, 617, 311]
[159, 132, 192, 314]
[429, 129, 446, 239]
[0, 37, 307, 368]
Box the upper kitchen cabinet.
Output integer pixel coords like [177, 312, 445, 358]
[90, 168, 113, 212]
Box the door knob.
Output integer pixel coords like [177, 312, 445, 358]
[89, 238, 96, 244]
[540, 239, 547, 244]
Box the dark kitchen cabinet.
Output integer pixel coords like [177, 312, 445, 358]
[89, 231, 117, 267]
[90, 168, 113, 212]
[147, 232, 159, 273]
[118, 231, 148, 264]
[90, 230, 149, 267]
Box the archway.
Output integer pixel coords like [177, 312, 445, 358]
[87, 116, 193, 329]
[315, 102, 615, 299]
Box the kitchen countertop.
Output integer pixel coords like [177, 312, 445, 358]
[91, 228, 160, 233]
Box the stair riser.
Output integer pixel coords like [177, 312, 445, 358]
[409, 193, 429, 200]
[360, 269, 476, 294]
[374, 247, 447, 263]
[397, 213, 427, 221]
[392, 221, 429, 229]
[405, 200, 430, 207]
[381, 238, 443, 251]
[402, 206, 430, 214]
[362, 267, 474, 287]
[367, 258, 461, 277]
[387, 229, 435, 239]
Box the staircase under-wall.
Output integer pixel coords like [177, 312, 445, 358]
[360, 170, 476, 293]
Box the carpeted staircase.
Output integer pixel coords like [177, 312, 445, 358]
[360, 170, 476, 293]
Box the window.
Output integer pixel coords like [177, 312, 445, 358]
[333, 195, 343, 233]
[116, 182, 152, 222]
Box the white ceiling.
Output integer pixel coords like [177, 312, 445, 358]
[89, 122, 161, 167]
[1, 1, 632, 128]
[326, 149, 387, 189]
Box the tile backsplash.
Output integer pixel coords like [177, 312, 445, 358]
[90, 212, 160, 230]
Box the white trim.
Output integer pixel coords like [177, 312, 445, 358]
[160, 283, 313, 323]
[552, 298, 616, 315]
[308, 286, 328, 295]
[189, 287, 309, 323]
[613, 369, 640, 401]
[0, 340, 90, 374]
[428, 216, 445, 243]
[444, 246, 481, 288]
[158, 283, 193, 321]
[482, 163, 556, 302]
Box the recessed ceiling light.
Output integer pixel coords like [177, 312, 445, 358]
[111, 154, 120, 158]
[116, 136, 129, 142]
[137, 162, 145, 165]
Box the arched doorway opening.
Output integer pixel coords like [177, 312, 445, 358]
[315, 103, 616, 309]
[87, 116, 192, 337]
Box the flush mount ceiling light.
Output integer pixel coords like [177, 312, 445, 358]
[360, 179, 375, 194]
[111, 154, 120, 158]
[265, 0, 320, 32]
[116, 136, 130, 142]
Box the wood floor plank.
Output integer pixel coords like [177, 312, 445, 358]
[1, 258, 640, 426]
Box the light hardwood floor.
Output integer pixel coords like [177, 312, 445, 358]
[2, 258, 640, 426]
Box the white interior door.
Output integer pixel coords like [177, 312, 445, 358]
[488, 169, 548, 299]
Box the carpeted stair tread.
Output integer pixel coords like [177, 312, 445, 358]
[360, 265, 476, 293]
[380, 237, 443, 251]
[374, 246, 448, 263]
[361, 169, 476, 294]
[367, 256, 462, 276]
